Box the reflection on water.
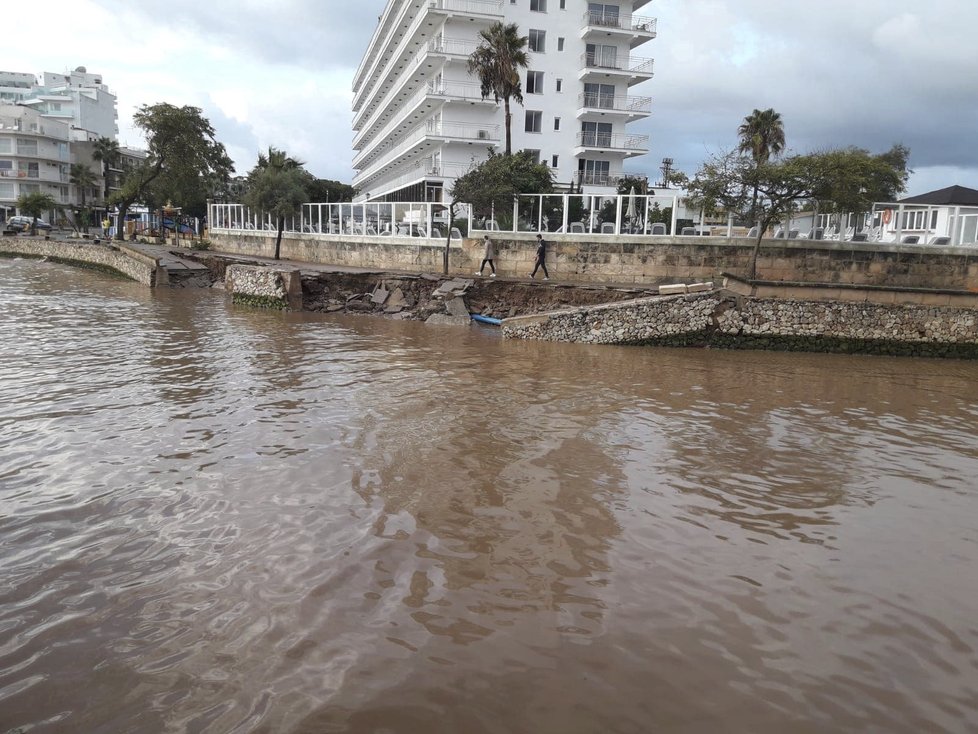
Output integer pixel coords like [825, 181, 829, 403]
[1, 257, 977, 733]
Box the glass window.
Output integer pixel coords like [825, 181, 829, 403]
[552, 155, 559, 168]
[556, 79, 562, 92]
[554, 117, 561, 131]
[529, 29, 546, 52]
[526, 71, 544, 94]
[0, 182, 14, 198]
[18, 161, 39, 178]
[588, 3, 620, 26]
[586, 43, 618, 68]
[581, 121, 613, 146]
[560, 0, 565, 7]
[525, 111, 542, 133]
[17, 139, 38, 155]
[19, 183, 40, 194]
[0, 138, 11, 154]
[525, 149, 541, 164]
[557, 37, 564, 51]
[530, 0, 547, 11]
[584, 83, 616, 108]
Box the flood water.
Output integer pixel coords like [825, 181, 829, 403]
[1, 257, 977, 733]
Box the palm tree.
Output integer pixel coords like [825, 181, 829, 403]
[243, 147, 310, 260]
[92, 136, 121, 202]
[467, 21, 530, 156]
[69, 163, 97, 233]
[737, 108, 786, 240]
[737, 108, 785, 166]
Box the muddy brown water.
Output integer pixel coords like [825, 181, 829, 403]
[1, 257, 977, 734]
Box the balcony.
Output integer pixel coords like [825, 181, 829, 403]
[579, 53, 654, 85]
[573, 170, 648, 188]
[582, 10, 657, 49]
[577, 92, 652, 120]
[575, 131, 649, 156]
[427, 0, 503, 19]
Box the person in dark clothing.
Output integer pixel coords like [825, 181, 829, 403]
[476, 234, 496, 276]
[530, 233, 549, 280]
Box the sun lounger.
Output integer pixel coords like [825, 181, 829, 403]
[929, 236, 950, 245]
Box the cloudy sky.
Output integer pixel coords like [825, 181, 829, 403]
[10, 0, 978, 196]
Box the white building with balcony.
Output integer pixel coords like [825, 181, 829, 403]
[0, 106, 71, 219]
[352, 0, 656, 202]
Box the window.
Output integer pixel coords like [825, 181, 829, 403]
[0, 182, 13, 198]
[552, 155, 559, 168]
[530, 0, 547, 10]
[18, 161, 39, 178]
[560, 0, 565, 7]
[19, 183, 40, 194]
[555, 79, 563, 92]
[17, 139, 38, 155]
[586, 43, 618, 68]
[584, 83, 616, 109]
[525, 111, 542, 133]
[525, 149, 541, 164]
[554, 117, 561, 131]
[0, 138, 11, 154]
[581, 121, 613, 146]
[557, 37, 564, 51]
[588, 3, 621, 27]
[528, 29, 546, 52]
[578, 159, 611, 185]
[526, 71, 544, 94]
[0, 160, 12, 172]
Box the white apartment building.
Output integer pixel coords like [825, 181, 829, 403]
[352, 0, 656, 202]
[0, 106, 71, 218]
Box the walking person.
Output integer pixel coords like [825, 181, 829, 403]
[530, 233, 550, 280]
[476, 234, 497, 277]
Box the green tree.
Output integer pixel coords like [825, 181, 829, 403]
[110, 103, 233, 240]
[16, 192, 58, 235]
[737, 108, 786, 228]
[467, 22, 529, 156]
[92, 136, 120, 202]
[451, 150, 553, 226]
[69, 163, 97, 233]
[307, 178, 355, 203]
[242, 147, 311, 260]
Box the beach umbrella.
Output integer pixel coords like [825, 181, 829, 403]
[626, 186, 637, 231]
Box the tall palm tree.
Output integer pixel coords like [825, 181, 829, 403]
[467, 21, 529, 156]
[737, 108, 786, 241]
[69, 163, 97, 233]
[92, 136, 121, 202]
[737, 108, 785, 166]
[244, 147, 309, 260]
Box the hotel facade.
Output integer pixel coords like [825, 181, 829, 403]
[352, 0, 656, 202]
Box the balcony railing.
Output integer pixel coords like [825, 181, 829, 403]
[576, 131, 649, 151]
[429, 37, 480, 57]
[583, 11, 657, 36]
[581, 53, 655, 75]
[428, 0, 503, 16]
[574, 171, 649, 187]
[578, 92, 652, 114]
[428, 79, 491, 102]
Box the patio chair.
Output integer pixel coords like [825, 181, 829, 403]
[649, 222, 667, 235]
[745, 226, 759, 239]
[600, 222, 615, 234]
[485, 219, 501, 231]
[569, 222, 585, 233]
[773, 228, 786, 239]
[901, 235, 920, 244]
[450, 227, 462, 240]
[788, 229, 800, 239]
[929, 236, 950, 246]
[681, 227, 696, 236]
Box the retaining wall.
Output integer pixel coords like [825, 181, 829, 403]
[225, 264, 303, 310]
[501, 290, 978, 358]
[208, 231, 978, 291]
[0, 239, 161, 285]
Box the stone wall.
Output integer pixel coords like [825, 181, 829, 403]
[208, 231, 978, 291]
[225, 264, 303, 310]
[502, 290, 978, 358]
[0, 239, 160, 285]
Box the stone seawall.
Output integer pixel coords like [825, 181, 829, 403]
[225, 264, 303, 310]
[502, 291, 978, 358]
[209, 231, 978, 291]
[0, 239, 160, 285]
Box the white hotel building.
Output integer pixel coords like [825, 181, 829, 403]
[352, 0, 656, 202]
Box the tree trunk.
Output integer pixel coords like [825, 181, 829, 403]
[275, 217, 284, 260]
[748, 222, 767, 280]
[503, 97, 512, 156]
[443, 204, 456, 275]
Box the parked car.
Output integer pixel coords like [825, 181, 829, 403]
[5, 215, 53, 232]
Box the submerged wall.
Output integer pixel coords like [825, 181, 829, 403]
[208, 231, 978, 291]
[0, 239, 161, 285]
[501, 289, 978, 358]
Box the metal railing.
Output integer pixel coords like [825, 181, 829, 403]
[581, 53, 655, 75]
[576, 131, 650, 151]
[428, 0, 503, 16]
[578, 93, 652, 114]
[583, 11, 657, 35]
